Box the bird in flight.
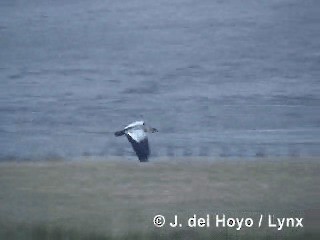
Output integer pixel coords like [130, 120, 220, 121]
[114, 121, 158, 162]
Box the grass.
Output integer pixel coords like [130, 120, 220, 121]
[0, 158, 319, 239]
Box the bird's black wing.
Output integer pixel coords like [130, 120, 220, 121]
[126, 135, 150, 162]
[114, 129, 125, 136]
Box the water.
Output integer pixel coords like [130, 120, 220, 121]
[1, 0, 320, 160]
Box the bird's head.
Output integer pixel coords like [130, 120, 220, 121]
[144, 126, 158, 133]
[151, 127, 158, 133]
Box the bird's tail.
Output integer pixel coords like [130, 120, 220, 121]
[114, 130, 125, 137]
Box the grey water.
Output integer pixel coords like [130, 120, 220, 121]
[1, 0, 320, 160]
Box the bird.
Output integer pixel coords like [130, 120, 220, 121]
[114, 120, 158, 162]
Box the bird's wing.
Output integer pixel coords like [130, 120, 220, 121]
[126, 129, 150, 162]
[126, 128, 146, 142]
[124, 120, 144, 130]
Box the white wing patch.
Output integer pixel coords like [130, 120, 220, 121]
[124, 121, 144, 130]
[126, 128, 147, 142]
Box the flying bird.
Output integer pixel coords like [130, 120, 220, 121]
[114, 121, 158, 162]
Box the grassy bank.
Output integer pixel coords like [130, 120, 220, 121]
[0, 158, 319, 239]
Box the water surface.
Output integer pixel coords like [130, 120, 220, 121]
[1, 0, 319, 160]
